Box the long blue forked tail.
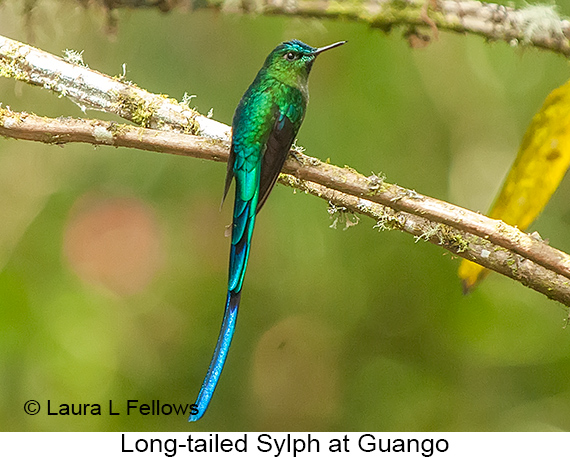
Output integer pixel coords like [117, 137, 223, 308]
[188, 290, 240, 421]
[189, 193, 257, 421]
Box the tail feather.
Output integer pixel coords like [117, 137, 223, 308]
[231, 198, 249, 242]
[229, 198, 256, 292]
[188, 290, 241, 422]
[189, 192, 257, 421]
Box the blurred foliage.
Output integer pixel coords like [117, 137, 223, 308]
[459, 78, 570, 290]
[2, 0, 570, 432]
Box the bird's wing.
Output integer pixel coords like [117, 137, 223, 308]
[256, 103, 301, 213]
[222, 142, 236, 208]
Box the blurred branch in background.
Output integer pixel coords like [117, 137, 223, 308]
[18, 0, 570, 57]
[264, 0, 570, 56]
[2, 28, 570, 305]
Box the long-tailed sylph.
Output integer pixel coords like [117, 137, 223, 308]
[189, 39, 345, 421]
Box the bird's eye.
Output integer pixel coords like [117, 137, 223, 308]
[285, 52, 296, 61]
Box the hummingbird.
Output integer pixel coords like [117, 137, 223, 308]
[189, 39, 346, 421]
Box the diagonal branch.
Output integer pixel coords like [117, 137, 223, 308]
[282, 154, 570, 282]
[0, 35, 229, 139]
[1, 108, 570, 305]
[1, 33, 570, 305]
[279, 176, 570, 305]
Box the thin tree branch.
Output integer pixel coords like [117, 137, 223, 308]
[2, 108, 570, 305]
[0, 35, 229, 139]
[282, 154, 570, 283]
[0, 108, 229, 161]
[260, 0, 570, 56]
[279, 175, 570, 305]
[23, 0, 570, 57]
[1, 33, 570, 305]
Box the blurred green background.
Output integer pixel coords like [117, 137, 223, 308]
[2, 0, 570, 432]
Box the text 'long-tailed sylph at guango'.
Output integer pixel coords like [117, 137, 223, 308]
[188, 39, 345, 421]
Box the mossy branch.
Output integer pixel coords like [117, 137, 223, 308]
[17, 0, 570, 58]
[262, 0, 570, 56]
[0, 35, 228, 139]
[1, 33, 570, 305]
[2, 107, 570, 305]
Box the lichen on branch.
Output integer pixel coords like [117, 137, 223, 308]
[1, 26, 570, 306]
[1, 106, 570, 305]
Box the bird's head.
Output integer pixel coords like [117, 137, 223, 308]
[262, 40, 345, 88]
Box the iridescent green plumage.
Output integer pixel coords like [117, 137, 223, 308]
[189, 39, 345, 422]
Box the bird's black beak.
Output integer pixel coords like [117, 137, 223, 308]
[313, 41, 346, 55]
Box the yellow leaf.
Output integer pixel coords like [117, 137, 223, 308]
[459, 79, 570, 291]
